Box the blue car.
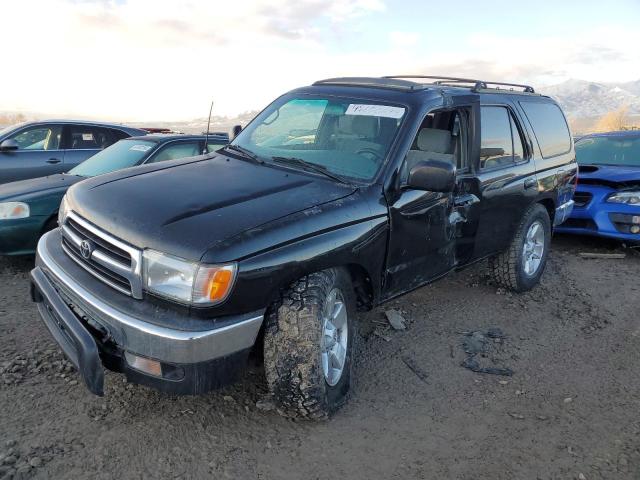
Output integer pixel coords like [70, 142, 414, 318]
[0, 120, 146, 184]
[556, 130, 640, 243]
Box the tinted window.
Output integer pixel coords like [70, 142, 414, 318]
[480, 107, 515, 169]
[575, 135, 640, 167]
[148, 141, 200, 163]
[70, 140, 155, 177]
[111, 128, 132, 141]
[520, 101, 571, 158]
[67, 126, 116, 150]
[9, 125, 62, 150]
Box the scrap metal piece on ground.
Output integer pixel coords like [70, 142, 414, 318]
[578, 252, 626, 259]
[401, 355, 428, 383]
[460, 328, 513, 376]
[385, 309, 406, 330]
[461, 357, 514, 376]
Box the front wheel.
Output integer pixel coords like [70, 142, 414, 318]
[489, 203, 551, 292]
[263, 268, 356, 419]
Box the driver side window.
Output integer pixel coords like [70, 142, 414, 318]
[9, 125, 62, 151]
[403, 109, 467, 179]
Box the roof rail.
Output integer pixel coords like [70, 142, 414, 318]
[313, 77, 428, 91]
[384, 75, 536, 93]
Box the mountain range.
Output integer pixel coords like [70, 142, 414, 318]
[540, 79, 640, 118]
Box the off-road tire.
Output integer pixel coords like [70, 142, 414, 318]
[263, 268, 356, 420]
[489, 203, 551, 293]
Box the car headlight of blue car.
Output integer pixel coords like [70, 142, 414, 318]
[0, 201, 30, 220]
[607, 191, 640, 205]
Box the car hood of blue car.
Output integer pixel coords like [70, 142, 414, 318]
[0, 174, 84, 202]
[578, 164, 640, 186]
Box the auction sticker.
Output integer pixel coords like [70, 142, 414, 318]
[345, 104, 405, 119]
[130, 144, 152, 152]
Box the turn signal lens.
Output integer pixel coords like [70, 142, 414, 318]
[193, 264, 236, 305]
[0, 201, 30, 220]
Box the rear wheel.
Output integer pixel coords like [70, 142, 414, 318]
[263, 268, 356, 419]
[489, 203, 551, 292]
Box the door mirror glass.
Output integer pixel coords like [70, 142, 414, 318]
[406, 159, 456, 192]
[0, 139, 19, 151]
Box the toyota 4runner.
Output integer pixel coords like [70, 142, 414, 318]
[30, 76, 577, 419]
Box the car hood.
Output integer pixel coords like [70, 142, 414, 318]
[67, 154, 358, 262]
[0, 174, 84, 201]
[578, 164, 640, 186]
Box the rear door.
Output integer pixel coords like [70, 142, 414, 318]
[471, 100, 539, 258]
[0, 123, 65, 183]
[62, 125, 118, 169]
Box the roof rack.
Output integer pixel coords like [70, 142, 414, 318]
[312, 77, 429, 91]
[384, 75, 536, 93]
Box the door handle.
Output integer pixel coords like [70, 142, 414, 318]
[46, 158, 61, 164]
[524, 178, 537, 190]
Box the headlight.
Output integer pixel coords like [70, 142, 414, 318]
[607, 191, 640, 205]
[58, 195, 70, 225]
[0, 202, 30, 220]
[143, 249, 236, 305]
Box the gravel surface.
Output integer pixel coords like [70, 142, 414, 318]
[1, 235, 639, 479]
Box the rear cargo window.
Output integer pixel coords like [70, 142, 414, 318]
[519, 101, 571, 158]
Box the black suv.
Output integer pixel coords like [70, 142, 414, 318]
[30, 76, 576, 419]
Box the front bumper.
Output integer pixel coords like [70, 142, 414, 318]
[556, 186, 640, 243]
[31, 229, 264, 395]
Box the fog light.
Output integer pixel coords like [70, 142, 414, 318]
[124, 352, 162, 377]
[631, 225, 640, 234]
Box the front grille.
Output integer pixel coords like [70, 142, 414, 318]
[60, 212, 143, 298]
[573, 191, 593, 208]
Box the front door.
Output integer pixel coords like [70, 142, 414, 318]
[383, 99, 479, 299]
[0, 124, 65, 183]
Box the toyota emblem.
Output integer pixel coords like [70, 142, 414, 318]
[80, 240, 93, 259]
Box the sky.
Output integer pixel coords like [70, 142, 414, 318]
[1, 0, 639, 121]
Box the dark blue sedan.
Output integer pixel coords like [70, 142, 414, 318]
[556, 130, 640, 243]
[0, 120, 146, 184]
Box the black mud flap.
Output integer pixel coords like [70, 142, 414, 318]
[30, 267, 105, 396]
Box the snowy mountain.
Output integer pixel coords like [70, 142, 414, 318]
[540, 79, 640, 118]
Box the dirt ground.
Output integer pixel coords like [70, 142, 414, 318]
[1, 234, 639, 480]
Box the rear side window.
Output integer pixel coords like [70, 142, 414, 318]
[520, 102, 571, 158]
[479, 106, 525, 170]
[67, 126, 116, 150]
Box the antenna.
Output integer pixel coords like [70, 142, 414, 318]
[203, 100, 213, 154]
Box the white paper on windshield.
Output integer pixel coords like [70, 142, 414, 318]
[82, 133, 94, 141]
[130, 144, 152, 152]
[345, 104, 405, 119]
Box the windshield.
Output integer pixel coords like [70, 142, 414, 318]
[232, 96, 406, 181]
[575, 135, 640, 167]
[70, 139, 155, 177]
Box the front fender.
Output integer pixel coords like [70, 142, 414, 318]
[206, 216, 388, 317]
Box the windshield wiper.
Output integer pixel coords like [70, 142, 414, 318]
[271, 156, 346, 184]
[222, 144, 264, 164]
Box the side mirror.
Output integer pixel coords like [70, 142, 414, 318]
[406, 159, 456, 192]
[231, 125, 242, 139]
[0, 139, 19, 151]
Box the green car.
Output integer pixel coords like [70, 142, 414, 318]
[0, 133, 228, 255]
